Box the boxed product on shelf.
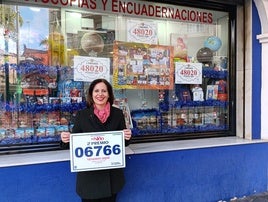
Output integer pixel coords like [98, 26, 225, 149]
[15, 128, 25, 139]
[114, 97, 133, 129]
[48, 111, 61, 125]
[46, 127, 56, 137]
[36, 127, 46, 137]
[55, 125, 69, 135]
[0, 129, 5, 141]
[49, 97, 61, 104]
[131, 109, 160, 132]
[34, 112, 49, 127]
[18, 112, 33, 128]
[25, 128, 34, 138]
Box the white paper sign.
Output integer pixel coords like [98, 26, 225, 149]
[74, 56, 110, 82]
[175, 62, 202, 84]
[127, 19, 158, 44]
[70, 131, 125, 172]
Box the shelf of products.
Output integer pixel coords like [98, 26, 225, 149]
[0, 62, 228, 145]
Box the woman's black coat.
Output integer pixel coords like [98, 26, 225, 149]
[61, 105, 130, 199]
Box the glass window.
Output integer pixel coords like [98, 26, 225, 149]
[0, 1, 233, 152]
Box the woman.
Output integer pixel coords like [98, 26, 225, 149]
[60, 78, 132, 202]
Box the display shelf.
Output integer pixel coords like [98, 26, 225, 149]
[0, 62, 229, 145]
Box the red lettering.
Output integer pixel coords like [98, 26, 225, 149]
[140, 5, 147, 16]
[126, 2, 133, 14]
[181, 9, 187, 21]
[168, 8, 175, 19]
[207, 13, 213, 23]
[174, 9, 181, 20]
[189, 10, 196, 21]
[33, 0, 213, 24]
[161, 7, 168, 18]
[60, 0, 68, 6]
[195, 11, 200, 22]
[202, 12, 208, 23]
[133, 3, 140, 15]
[102, 0, 108, 10]
[112, 0, 118, 12]
[155, 6, 161, 17]
[90, 0, 96, 9]
[118, 1, 126, 13]
[148, 5, 154, 17]
[81, 0, 89, 8]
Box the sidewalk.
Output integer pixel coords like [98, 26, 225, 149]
[229, 192, 268, 202]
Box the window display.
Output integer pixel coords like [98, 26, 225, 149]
[0, 1, 233, 152]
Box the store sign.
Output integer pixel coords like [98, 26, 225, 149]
[6, 0, 217, 24]
[175, 62, 202, 84]
[70, 131, 125, 172]
[73, 56, 110, 82]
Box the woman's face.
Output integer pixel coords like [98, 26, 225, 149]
[92, 82, 109, 109]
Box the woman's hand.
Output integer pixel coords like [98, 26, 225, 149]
[123, 129, 132, 140]
[61, 131, 71, 143]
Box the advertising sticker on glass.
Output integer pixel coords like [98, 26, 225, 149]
[127, 19, 158, 44]
[175, 62, 202, 84]
[73, 56, 110, 82]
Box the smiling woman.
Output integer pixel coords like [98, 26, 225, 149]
[60, 78, 132, 201]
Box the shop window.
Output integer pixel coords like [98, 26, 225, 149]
[0, 1, 235, 153]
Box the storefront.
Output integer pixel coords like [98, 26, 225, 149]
[2, 0, 268, 202]
[0, 0, 243, 153]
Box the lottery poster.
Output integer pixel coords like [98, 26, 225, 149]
[127, 19, 158, 44]
[73, 56, 110, 82]
[175, 62, 202, 84]
[113, 41, 174, 90]
[70, 131, 125, 172]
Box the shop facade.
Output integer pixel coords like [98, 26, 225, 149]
[0, 0, 239, 151]
[0, 0, 268, 201]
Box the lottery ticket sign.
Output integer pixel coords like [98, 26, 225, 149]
[175, 62, 202, 84]
[73, 56, 110, 82]
[127, 19, 158, 44]
[70, 131, 125, 172]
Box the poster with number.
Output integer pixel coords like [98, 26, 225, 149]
[70, 131, 125, 172]
[175, 62, 202, 84]
[127, 19, 158, 44]
[73, 56, 110, 82]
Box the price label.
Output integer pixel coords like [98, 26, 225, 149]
[70, 131, 125, 172]
[74, 56, 110, 82]
[175, 62, 202, 84]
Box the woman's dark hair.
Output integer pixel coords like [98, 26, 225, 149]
[86, 79, 115, 107]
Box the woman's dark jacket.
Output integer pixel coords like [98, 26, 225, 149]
[60, 105, 130, 199]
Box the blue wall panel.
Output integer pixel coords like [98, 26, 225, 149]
[0, 162, 79, 202]
[118, 143, 268, 202]
[0, 143, 267, 202]
[252, 1, 262, 139]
